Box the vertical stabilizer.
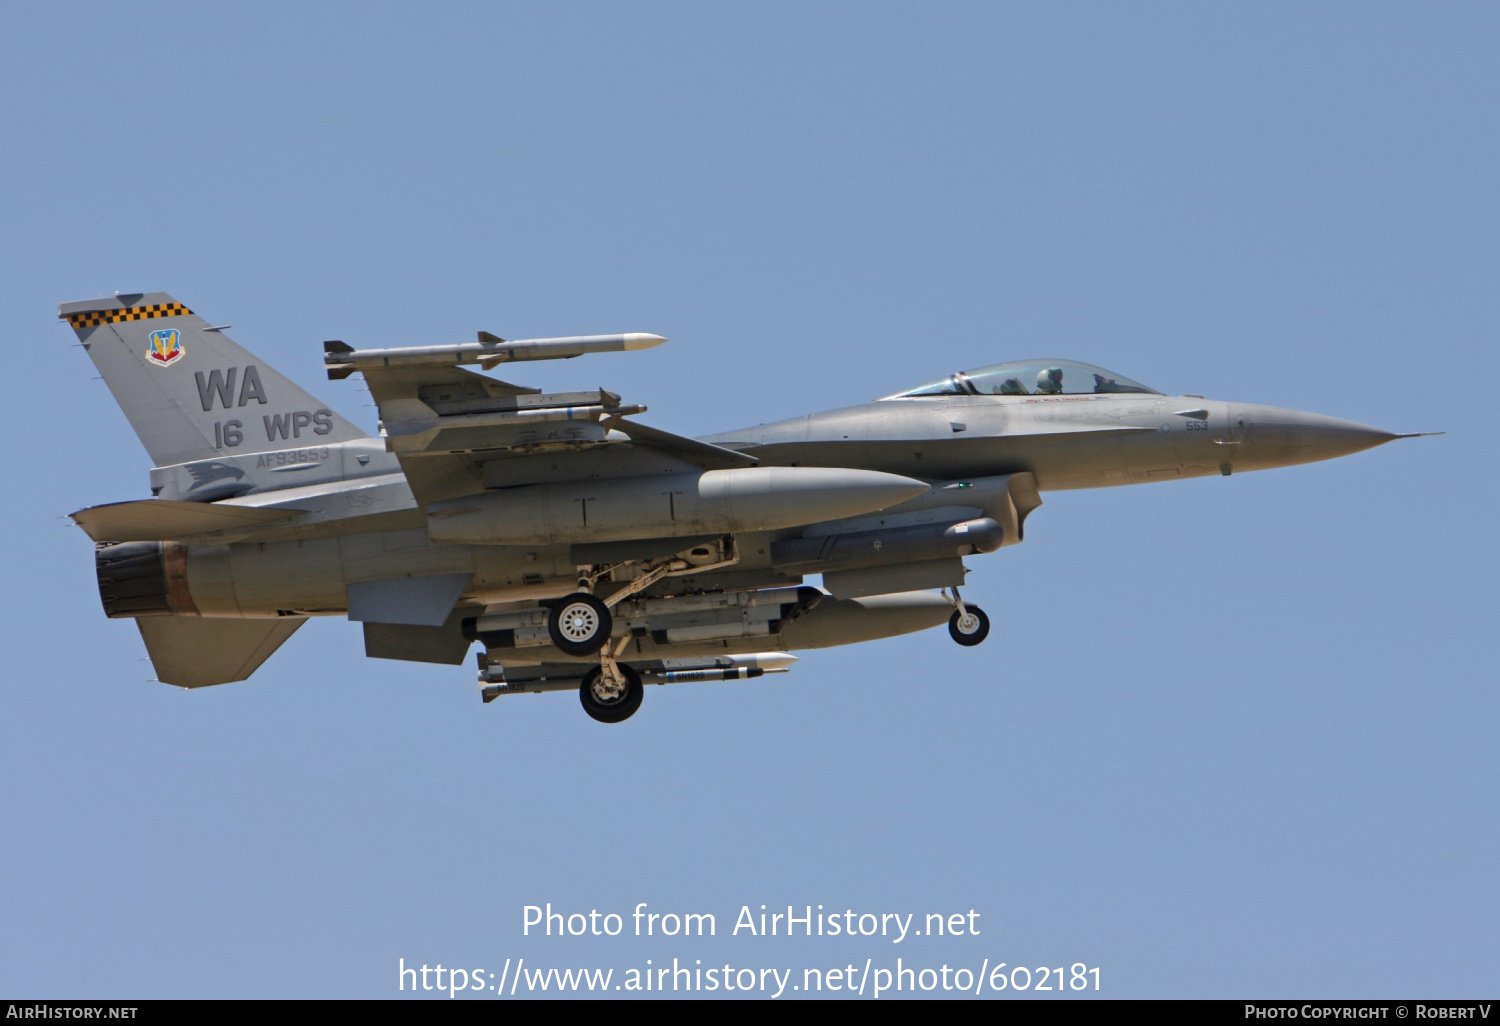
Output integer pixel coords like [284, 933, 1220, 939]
[60, 292, 366, 467]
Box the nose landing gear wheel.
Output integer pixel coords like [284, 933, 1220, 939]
[579, 663, 644, 723]
[548, 593, 613, 656]
[949, 605, 990, 646]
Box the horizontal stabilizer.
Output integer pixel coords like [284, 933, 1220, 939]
[72, 499, 306, 542]
[137, 616, 305, 687]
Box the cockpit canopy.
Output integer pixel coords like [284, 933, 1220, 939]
[888, 360, 1159, 399]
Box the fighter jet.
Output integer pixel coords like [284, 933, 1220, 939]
[66, 293, 1433, 722]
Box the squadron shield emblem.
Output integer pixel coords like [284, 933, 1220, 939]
[146, 328, 184, 367]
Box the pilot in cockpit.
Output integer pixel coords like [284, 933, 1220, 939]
[889, 361, 1160, 400]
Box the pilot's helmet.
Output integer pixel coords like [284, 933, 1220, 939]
[1036, 367, 1064, 394]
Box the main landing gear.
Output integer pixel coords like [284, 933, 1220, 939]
[945, 588, 990, 647]
[549, 574, 660, 723]
[546, 556, 692, 656]
[547, 591, 636, 722]
[548, 593, 612, 656]
[553, 547, 739, 723]
[579, 660, 643, 723]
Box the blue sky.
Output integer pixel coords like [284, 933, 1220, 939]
[0, 2, 1494, 998]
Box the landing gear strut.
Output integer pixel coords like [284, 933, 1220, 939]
[557, 543, 743, 719]
[945, 588, 990, 646]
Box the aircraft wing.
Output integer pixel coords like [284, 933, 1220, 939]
[606, 419, 758, 470]
[345, 353, 755, 505]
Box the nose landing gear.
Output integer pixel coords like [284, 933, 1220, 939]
[945, 588, 990, 646]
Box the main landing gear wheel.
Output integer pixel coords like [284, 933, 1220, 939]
[548, 593, 613, 656]
[949, 605, 990, 646]
[579, 664, 644, 724]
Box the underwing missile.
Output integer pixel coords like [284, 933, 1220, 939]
[641, 666, 788, 684]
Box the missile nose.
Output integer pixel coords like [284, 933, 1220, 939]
[620, 333, 667, 350]
[1235, 404, 1402, 468]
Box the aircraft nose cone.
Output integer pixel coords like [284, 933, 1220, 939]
[1235, 405, 1399, 468]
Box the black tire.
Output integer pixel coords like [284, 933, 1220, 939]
[579, 664, 644, 724]
[949, 605, 990, 646]
[548, 593, 613, 656]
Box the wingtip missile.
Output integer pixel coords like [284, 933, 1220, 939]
[324, 332, 668, 377]
[477, 331, 663, 352]
[484, 333, 668, 362]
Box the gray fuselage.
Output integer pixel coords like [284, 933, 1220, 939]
[139, 390, 1399, 623]
[706, 393, 1398, 489]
